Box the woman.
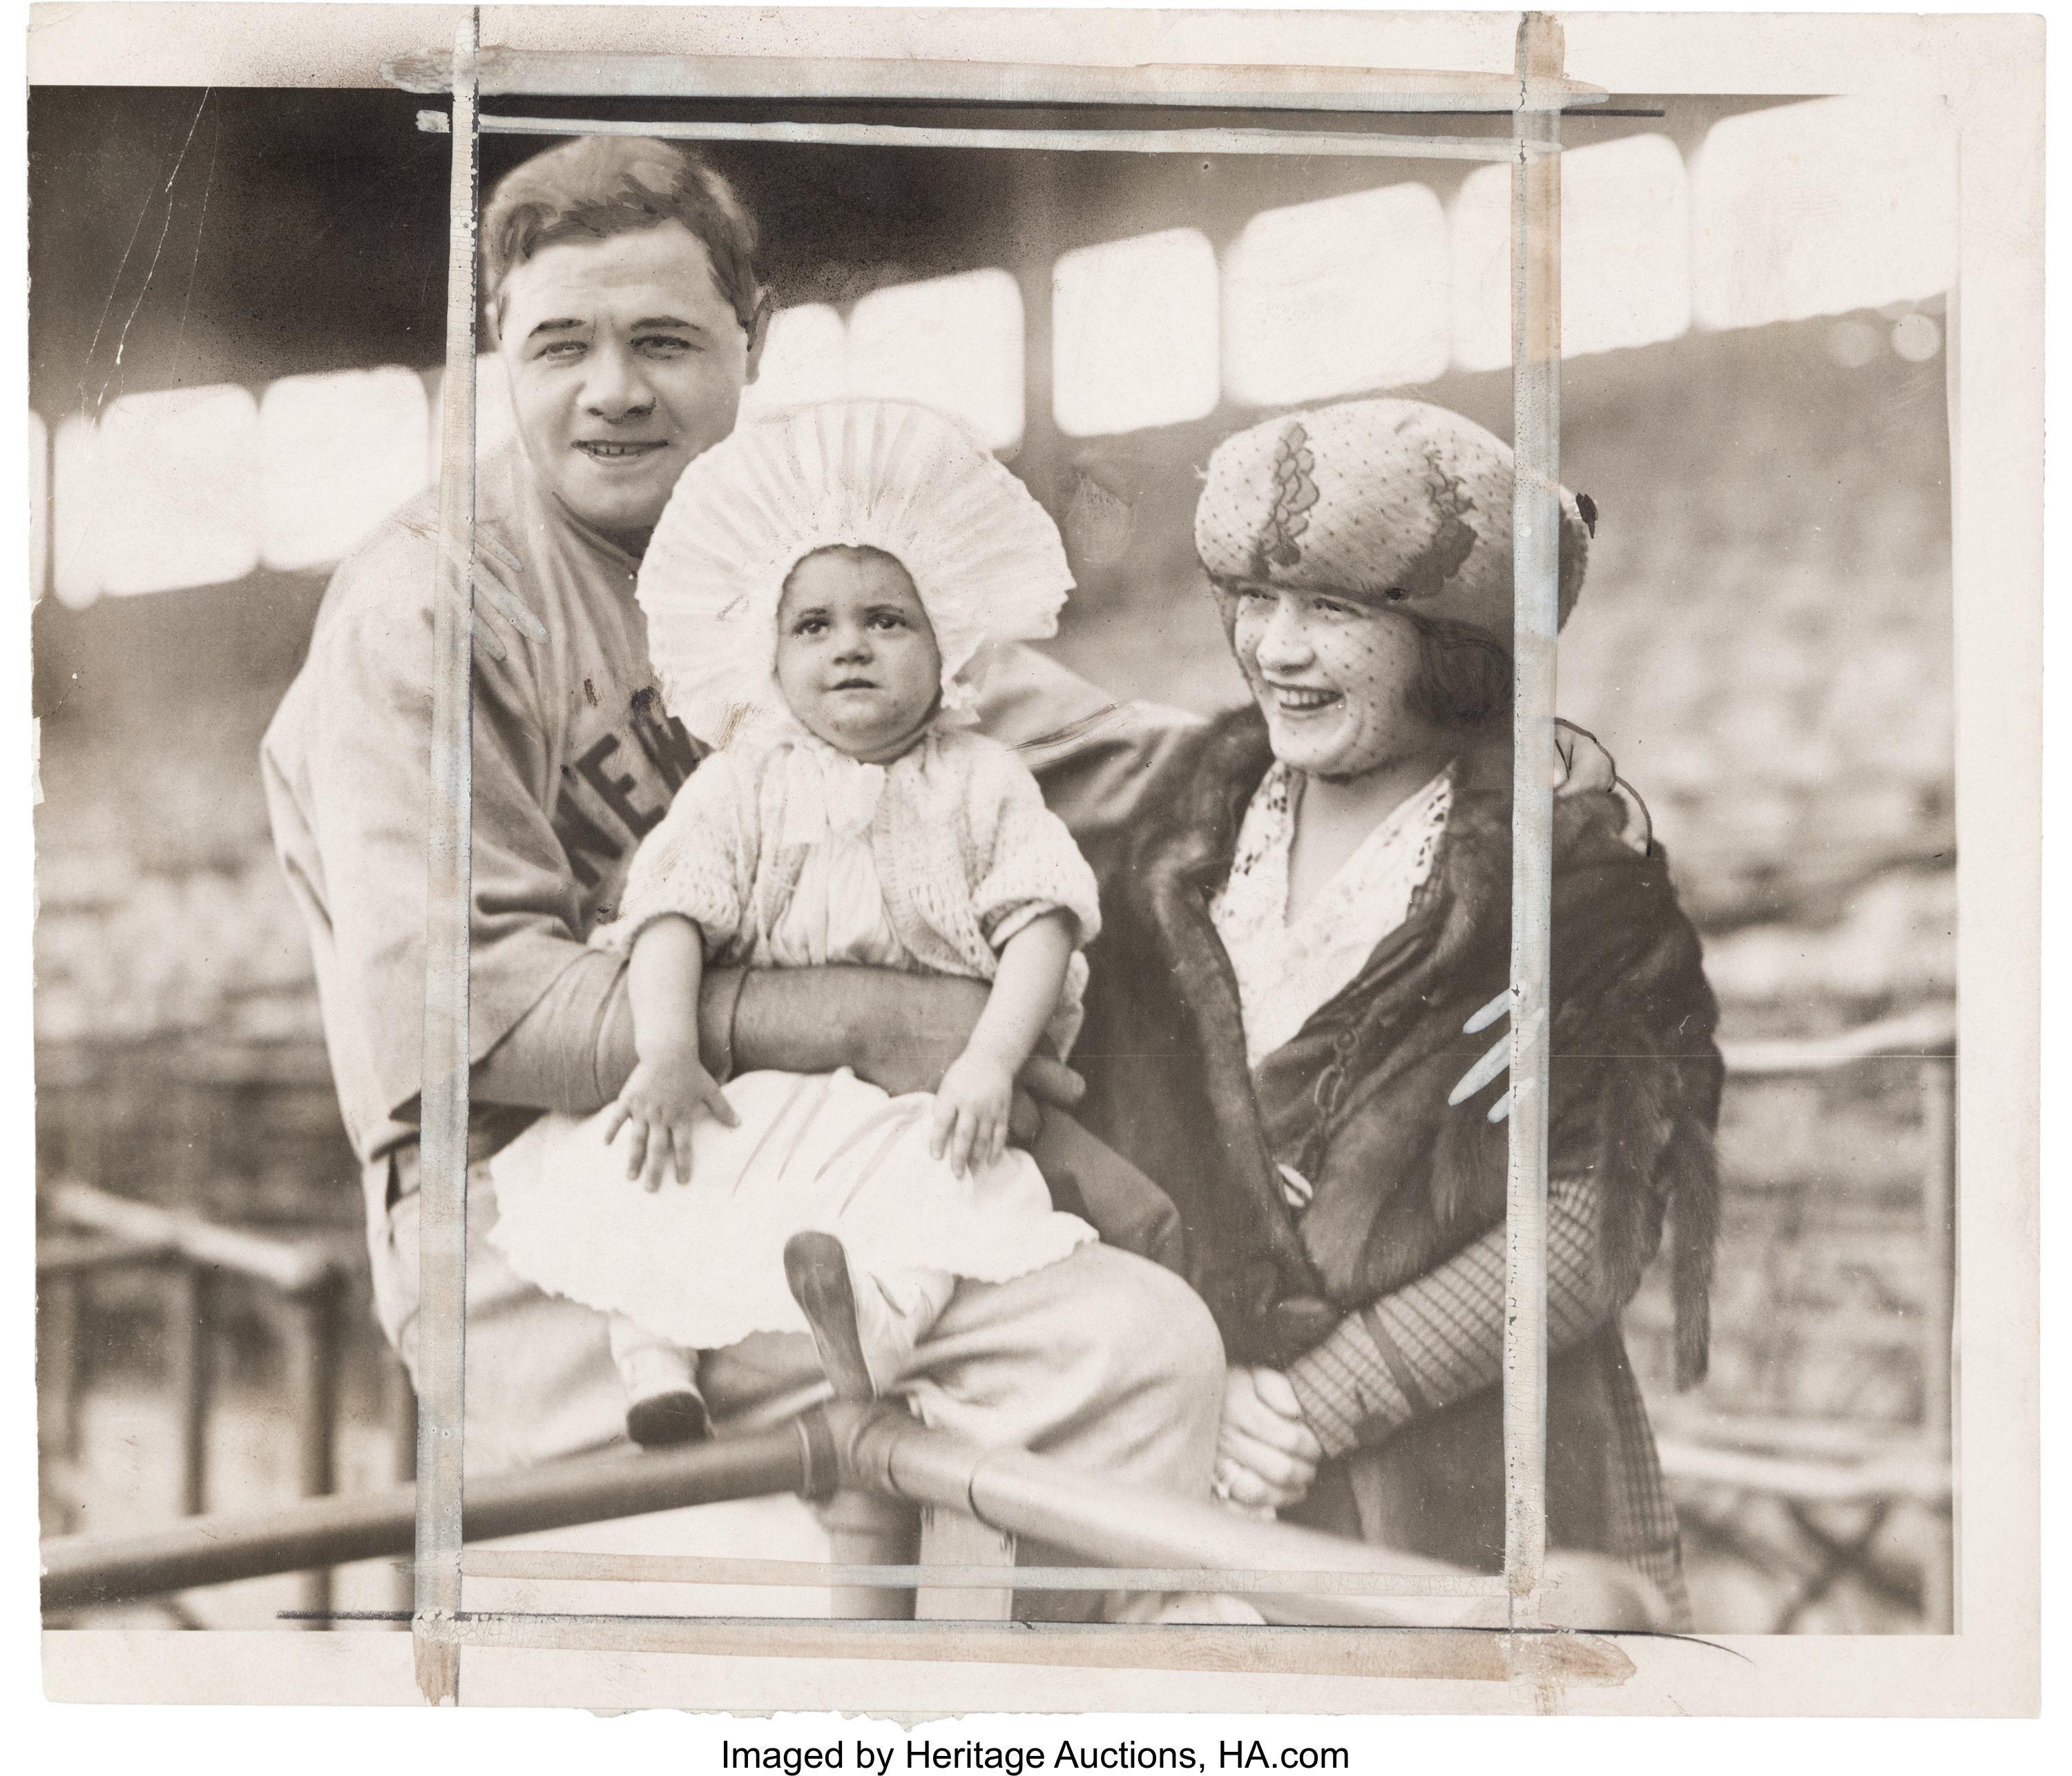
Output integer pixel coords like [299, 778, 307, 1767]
[1077, 398, 1721, 1623]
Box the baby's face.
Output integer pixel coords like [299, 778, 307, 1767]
[775, 548, 943, 763]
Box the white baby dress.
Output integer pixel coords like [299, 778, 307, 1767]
[487, 724, 1102, 1351]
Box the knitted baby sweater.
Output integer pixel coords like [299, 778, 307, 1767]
[597, 724, 1104, 1047]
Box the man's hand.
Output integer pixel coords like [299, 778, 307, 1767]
[930, 1049, 1017, 1179]
[1554, 720, 1652, 853]
[1016, 1054, 1086, 1113]
[1553, 719, 1615, 797]
[601, 1046, 740, 1190]
[1215, 1366, 1323, 1512]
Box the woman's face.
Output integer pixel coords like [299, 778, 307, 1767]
[1227, 580, 1444, 781]
[776, 548, 943, 763]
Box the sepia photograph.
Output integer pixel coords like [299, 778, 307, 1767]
[21, 3, 2041, 1719]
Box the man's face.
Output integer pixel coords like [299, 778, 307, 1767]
[496, 222, 764, 551]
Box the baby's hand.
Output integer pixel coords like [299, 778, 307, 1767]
[600, 1047, 740, 1191]
[930, 1049, 1016, 1180]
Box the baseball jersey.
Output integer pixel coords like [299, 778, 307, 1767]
[262, 445, 703, 1179]
[262, 443, 1198, 1207]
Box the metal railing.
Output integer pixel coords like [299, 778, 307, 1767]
[39, 1003, 1957, 1636]
[1658, 1001, 1957, 1630]
[36, 1178, 412, 1627]
[42, 1396, 1666, 1633]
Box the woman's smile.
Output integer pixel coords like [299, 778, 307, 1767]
[1267, 682, 1343, 716]
[1231, 583, 1450, 784]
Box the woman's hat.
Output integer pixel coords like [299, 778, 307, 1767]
[639, 398, 1074, 745]
[1193, 398, 1591, 640]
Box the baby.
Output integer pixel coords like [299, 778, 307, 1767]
[489, 399, 1102, 1445]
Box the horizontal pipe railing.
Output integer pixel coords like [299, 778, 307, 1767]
[1716, 1002, 1955, 1078]
[47, 1405, 1582, 1628]
[41, 1003, 1953, 1629]
[37, 1180, 370, 1622]
[44, 1179, 351, 1297]
[41, 1421, 814, 1614]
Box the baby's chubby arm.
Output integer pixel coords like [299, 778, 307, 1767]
[602, 914, 740, 1189]
[929, 909, 1076, 1179]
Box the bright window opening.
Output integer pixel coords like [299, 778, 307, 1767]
[261, 367, 430, 572]
[54, 385, 260, 604]
[1692, 97, 1958, 329]
[1560, 134, 1692, 358]
[849, 270, 1025, 452]
[738, 302, 850, 418]
[1053, 228, 1220, 437]
[428, 354, 517, 478]
[30, 412, 47, 603]
[1224, 183, 1449, 405]
[1451, 133, 1694, 371]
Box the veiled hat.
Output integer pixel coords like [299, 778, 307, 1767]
[1193, 398, 1591, 640]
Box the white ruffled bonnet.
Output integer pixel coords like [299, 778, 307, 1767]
[638, 398, 1075, 746]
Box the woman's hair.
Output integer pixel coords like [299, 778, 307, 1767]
[1399, 610, 1513, 731]
[482, 136, 765, 335]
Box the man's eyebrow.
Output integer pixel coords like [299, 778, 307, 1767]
[633, 316, 708, 333]
[524, 318, 587, 340]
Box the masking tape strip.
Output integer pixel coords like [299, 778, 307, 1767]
[417, 4, 480, 1709]
[1502, 12, 1565, 1630]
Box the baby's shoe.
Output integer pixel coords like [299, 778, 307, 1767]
[621, 1344, 710, 1449]
[784, 1231, 905, 1402]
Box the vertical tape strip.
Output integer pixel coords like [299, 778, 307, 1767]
[1504, 11, 1563, 1632]
[415, 7, 479, 1707]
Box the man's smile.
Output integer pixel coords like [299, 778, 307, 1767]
[575, 440, 667, 463]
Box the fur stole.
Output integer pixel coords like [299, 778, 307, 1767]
[1080, 705, 1723, 1384]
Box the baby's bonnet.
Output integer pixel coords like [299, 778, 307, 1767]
[637, 398, 1075, 752]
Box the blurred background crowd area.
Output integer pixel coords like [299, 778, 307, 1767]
[32, 86, 1953, 1632]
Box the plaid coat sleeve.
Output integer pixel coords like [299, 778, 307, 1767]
[1283, 1172, 1615, 1457]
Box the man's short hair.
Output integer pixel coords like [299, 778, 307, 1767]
[482, 136, 765, 336]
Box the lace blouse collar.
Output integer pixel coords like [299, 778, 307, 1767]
[1210, 762, 1454, 1071]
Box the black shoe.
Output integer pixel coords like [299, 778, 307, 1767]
[783, 1230, 878, 1403]
[626, 1389, 709, 1448]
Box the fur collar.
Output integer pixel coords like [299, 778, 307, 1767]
[1114, 703, 1720, 1384]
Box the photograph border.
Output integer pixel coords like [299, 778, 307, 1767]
[19, 2, 2044, 1720]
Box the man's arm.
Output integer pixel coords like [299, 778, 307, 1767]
[481, 961, 1084, 1121]
[296, 558, 604, 1132]
[731, 967, 1084, 1113]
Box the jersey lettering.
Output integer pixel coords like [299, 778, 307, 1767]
[550, 778, 627, 889]
[553, 691, 702, 890]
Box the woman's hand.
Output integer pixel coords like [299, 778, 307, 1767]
[1215, 1365, 1323, 1512]
[601, 1045, 740, 1190]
